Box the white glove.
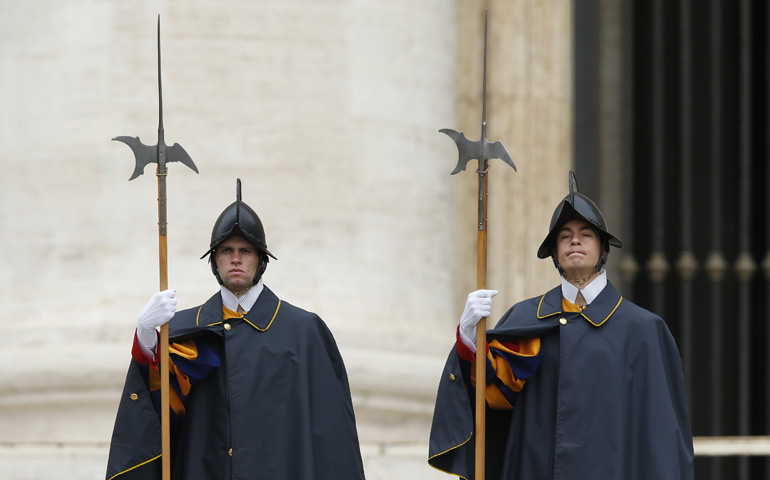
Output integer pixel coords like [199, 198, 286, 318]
[136, 289, 177, 356]
[459, 289, 498, 353]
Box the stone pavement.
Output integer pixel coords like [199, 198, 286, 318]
[0, 442, 449, 480]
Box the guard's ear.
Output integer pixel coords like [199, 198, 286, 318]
[551, 253, 562, 274]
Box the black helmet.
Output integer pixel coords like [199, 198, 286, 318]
[537, 171, 622, 272]
[201, 179, 277, 285]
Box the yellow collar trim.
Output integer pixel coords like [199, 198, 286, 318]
[536, 294, 562, 319]
[582, 296, 623, 327]
[244, 300, 281, 332]
[195, 301, 282, 332]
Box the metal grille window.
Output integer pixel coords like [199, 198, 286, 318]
[575, 1, 770, 478]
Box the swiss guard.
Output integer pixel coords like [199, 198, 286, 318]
[106, 180, 366, 480]
[428, 171, 694, 480]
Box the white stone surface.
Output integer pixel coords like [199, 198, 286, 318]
[0, 443, 449, 480]
[0, 0, 573, 477]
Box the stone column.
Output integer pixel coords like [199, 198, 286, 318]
[0, 0, 573, 477]
[452, 0, 573, 321]
[0, 0, 459, 456]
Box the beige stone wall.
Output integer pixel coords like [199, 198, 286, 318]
[452, 0, 573, 320]
[0, 1, 572, 478]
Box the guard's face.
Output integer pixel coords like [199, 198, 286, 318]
[214, 236, 260, 293]
[553, 219, 601, 278]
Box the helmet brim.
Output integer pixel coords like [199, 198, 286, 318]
[537, 200, 622, 259]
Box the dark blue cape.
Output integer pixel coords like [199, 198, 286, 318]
[428, 282, 694, 479]
[106, 286, 365, 480]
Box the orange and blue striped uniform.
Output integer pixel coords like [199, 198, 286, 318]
[131, 306, 246, 421]
[456, 298, 585, 409]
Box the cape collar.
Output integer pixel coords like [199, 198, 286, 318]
[537, 281, 623, 327]
[195, 285, 281, 332]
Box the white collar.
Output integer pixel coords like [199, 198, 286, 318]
[560, 269, 607, 305]
[219, 279, 264, 312]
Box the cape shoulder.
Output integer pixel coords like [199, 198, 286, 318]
[490, 286, 563, 337]
[169, 286, 280, 339]
[168, 286, 335, 341]
[491, 282, 648, 336]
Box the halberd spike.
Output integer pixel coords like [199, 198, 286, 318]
[439, 9, 516, 175]
[112, 14, 199, 180]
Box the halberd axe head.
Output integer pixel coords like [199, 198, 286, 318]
[113, 15, 198, 180]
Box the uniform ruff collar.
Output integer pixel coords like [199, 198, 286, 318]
[220, 279, 264, 312]
[561, 269, 607, 305]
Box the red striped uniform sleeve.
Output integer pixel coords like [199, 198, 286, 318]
[131, 331, 220, 421]
[455, 326, 542, 410]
